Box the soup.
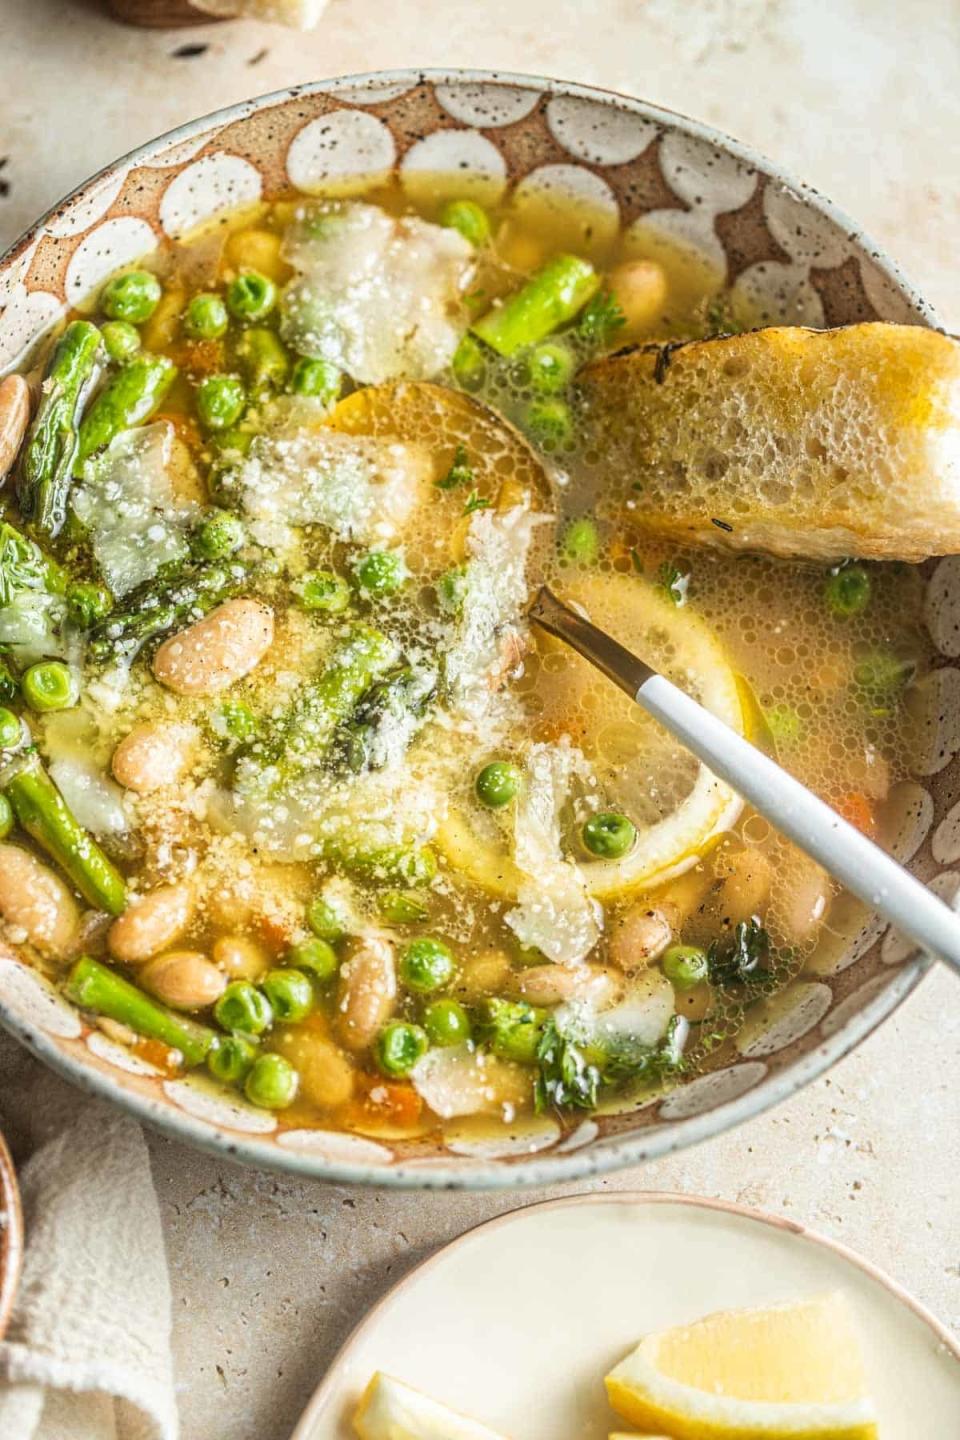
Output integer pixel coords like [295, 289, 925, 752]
[0, 180, 928, 1143]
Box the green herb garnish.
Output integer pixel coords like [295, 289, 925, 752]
[437, 443, 474, 490]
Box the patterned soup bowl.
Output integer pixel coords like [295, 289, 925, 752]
[0, 71, 954, 1188]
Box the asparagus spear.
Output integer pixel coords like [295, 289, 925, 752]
[3, 752, 127, 914]
[320, 838, 438, 887]
[470, 255, 599, 357]
[88, 558, 247, 664]
[76, 353, 177, 467]
[256, 625, 399, 775]
[331, 663, 437, 774]
[18, 320, 103, 538]
[65, 956, 214, 1066]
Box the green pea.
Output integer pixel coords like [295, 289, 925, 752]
[261, 968, 314, 1023]
[451, 334, 487, 392]
[66, 580, 113, 628]
[824, 564, 871, 619]
[285, 937, 338, 983]
[213, 700, 257, 744]
[375, 1021, 429, 1078]
[22, 661, 77, 713]
[354, 549, 407, 597]
[439, 199, 491, 248]
[290, 356, 341, 403]
[423, 998, 471, 1047]
[0, 794, 13, 840]
[436, 567, 468, 617]
[399, 937, 456, 994]
[184, 292, 229, 341]
[195, 508, 245, 560]
[244, 1052, 299, 1109]
[100, 320, 142, 364]
[226, 269, 277, 322]
[212, 426, 255, 458]
[526, 397, 573, 451]
[582, 810, 636, 859]
[379, 890, 429, 925]
[475, 761, 521, 809]
[765, 703, 802, 747]
[662, 944, 710, 990]
[306, 895, 345, 943]
[214, 981, 273, 1036]
[527, 341, 575, 395]
[100, 269, 162, 324]
[207, 1033, 258, 1084]
[0, 707, 22, 750]
[482, 997, 545, 1064]
[236, 326, 290, 392]
[196, 374, 246, 431]
[561, 517, 600, 566]
[297, 569, 350, 613]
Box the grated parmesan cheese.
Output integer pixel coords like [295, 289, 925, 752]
[280, 202, 473, 384]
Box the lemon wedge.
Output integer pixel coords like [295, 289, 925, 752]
[353, 1373, 510, 1440]
[605, 1294, 877, 1439]
[436, 572, 743, 901]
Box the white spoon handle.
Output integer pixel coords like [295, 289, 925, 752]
[528, 584, 960, 976]
[639, 672, 960, 974]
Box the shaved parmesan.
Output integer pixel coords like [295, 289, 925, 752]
[229, 428, 427, 554]
[73, 424, 197, 597]
[506, 741, 602, 965]
[412, 1043, 531, 1119]
[444, 506, 540, 719]
[281, 203, 473, 383]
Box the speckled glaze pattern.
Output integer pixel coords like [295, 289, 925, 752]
[0, 71, 952, 1189]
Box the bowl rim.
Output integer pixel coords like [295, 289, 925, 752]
[0, 67, 939, 1189]
[291, 1188, 960, 1438]
[0, 1129, 23, 1340]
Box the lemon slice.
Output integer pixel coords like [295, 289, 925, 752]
[605, 1294, 877, 1439]
[353, 1373, 509, 1440]
[436, 572, 743, 900]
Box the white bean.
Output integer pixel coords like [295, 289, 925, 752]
[0, 843, 80, 960]
[0, 374, 30, 480]
[608, 259, 668, 337]
[108, 884, 194, 964]
[111, 722, 196, 794]
[714, 848, 772, 928]
[512, 964, 584, 1006]
[275, 1028, 355, 1108]
[336, 935, 397, 1052]
[152, 598, 274, 696]
[211, 934, 270, 981]
[781, 855, 832, 943]
[609, 904, 674, 970]
[140, 950, 226, 1010]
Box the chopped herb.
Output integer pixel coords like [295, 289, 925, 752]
[711, 517, 734, 533]
[462, 490, 491, 515]
[707, 917, 772, 990]
[535, 1020, 601, 1111]
[630, 547, 644, 574]
[437, 443, 474, 490]
[656, 560, 689, 606]
[577, 288, 626, 348]
[0, 521, 48, 606]
[700, 291, 739, 335]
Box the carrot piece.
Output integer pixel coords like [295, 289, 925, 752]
[837, 791, 876, 837]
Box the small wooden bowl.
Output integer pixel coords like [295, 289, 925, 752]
[107, 0, 226, 25]
[0, 1132, 22, 1341]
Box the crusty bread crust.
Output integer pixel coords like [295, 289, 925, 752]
[579, 323, 960, 562]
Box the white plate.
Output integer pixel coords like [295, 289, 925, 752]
[293, 1192, 960, 1440]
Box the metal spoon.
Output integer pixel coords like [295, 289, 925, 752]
[529, 583, 960, 976]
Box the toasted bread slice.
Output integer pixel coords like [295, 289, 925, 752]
[579, 323, 960, 562]
[191, 0, 328, 25]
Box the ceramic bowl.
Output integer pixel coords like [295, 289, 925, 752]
[0, 1131, 22, 1339]
[0, 70, 954, 1188]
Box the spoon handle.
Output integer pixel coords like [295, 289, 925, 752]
[529, 585, 960, 976]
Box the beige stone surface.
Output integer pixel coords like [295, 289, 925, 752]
[2, 3, 959, 1437]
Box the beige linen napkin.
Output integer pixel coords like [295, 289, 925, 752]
[0, 1034, 178, 1440]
